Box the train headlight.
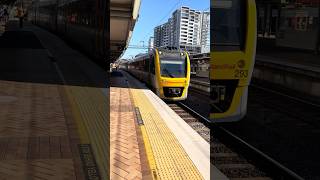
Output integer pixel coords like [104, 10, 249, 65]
[237, 59, 245, 69]
[168, 88, 181, 95]
[180, 52, 184, 56]
[159, 51, 162, 55]
[211, 85, 226, 103]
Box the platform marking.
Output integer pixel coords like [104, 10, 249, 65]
[79, 144, 101, 180]
[135, 107, 144, 125]
[68, 87, 108, 180]
[134, 107, 158, 179]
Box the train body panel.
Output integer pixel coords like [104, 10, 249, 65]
[125, 48, 190, 101]
[210, 0, 257, 122]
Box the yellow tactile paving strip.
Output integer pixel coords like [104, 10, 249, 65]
[130, 88, 203, 180]
[64, 86, 108, 180]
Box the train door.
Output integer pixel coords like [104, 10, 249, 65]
[150, 53, 157, 93]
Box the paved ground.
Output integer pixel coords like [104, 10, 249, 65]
[0, 21, 108, 180]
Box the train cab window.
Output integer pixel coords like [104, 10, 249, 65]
[160, 55, 187, 78]
[211, 0, 246, 51]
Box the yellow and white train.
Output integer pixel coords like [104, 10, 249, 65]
[210, 0, 257, 122]
[124, 48, 191, 101]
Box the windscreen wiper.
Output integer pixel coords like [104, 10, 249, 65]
[163, 68, 175, 78]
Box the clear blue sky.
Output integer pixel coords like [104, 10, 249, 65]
[121, 0, 209, 59]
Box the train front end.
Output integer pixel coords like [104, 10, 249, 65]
[155, 49, 191, 101]
[210, 0, 257, 122]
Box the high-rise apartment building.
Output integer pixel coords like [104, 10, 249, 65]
[154, 25, 162, 47]
[148, 37, 154, 49]
[200, 11, 210, 53]
[153, 6, 210, 53]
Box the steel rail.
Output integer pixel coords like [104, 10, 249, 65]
[177, 101, 304, 180]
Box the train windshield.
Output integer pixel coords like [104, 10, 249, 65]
[160, 58, 186, 78]
[211, 0, 246, 51]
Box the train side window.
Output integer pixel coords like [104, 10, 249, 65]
[141, 60, 144, 70]
[142, 59, 146, 71]
[135, 62, 138, 70]
[150, 55, 155, 74]
[145, 57, 150, 72]
[139, 61, 143, 70]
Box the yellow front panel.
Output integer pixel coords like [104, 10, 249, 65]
[210, 51, 250, 86]
[210, 0, 257, 122]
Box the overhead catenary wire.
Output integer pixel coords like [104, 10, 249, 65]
[127, 45, 149, 49]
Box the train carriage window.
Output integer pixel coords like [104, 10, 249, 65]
[142, 59, 146, 71]
[150, 55, 155, 74]
[211, 0, 246, 51]
[138, 61, 141, 70]
[134, 62, 138, 70]
[145, 57, 150, 72]
[140, 60, 144, 70]
[135, 61, 139, 70]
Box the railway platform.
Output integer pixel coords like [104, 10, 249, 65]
[110, 70, 228, 180]
[254, 47, 320, 99]
[0, 21, 107, 179]
[190, 77, 210, 94]
[256, 50, 320, 73]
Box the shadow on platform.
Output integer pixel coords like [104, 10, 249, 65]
[0, 30, 107, 88]
[110, 70, 146, 90]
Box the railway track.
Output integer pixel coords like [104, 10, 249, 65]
[167, 100, 304, 180]
[240, 83, 320, 179]
[167, 103, 269, 179]
[250, 84, 320, 128]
